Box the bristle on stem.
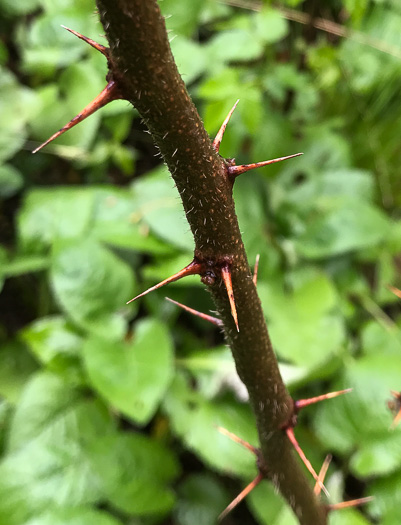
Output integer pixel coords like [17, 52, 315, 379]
[286, 427, 329, 497]
[32, 80, 120, 153]
[221, 264, 239, 332]
[327, 496, 374, 511]
[61, 25, 108, 56]
[216, 426, 258, 454]
[219, 473, 263, 521]
[295, 389, 352, 412]
[253, 254, 260, 286]
[314, 455, 332, 496]
[212, 99, 239, 153]
[127, 260, 202, 304]
[227, 153, 303, 177]
[165, 297, 222, 326]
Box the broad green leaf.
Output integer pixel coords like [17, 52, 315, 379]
[296, 201, 390, 259]
[50, 238, 135, 339]
[174, 474, 230, 525]
[21, 315, 84, 381]
[171, 37, 207, 84]
[23, 507, 123, 525]
[369, 470, 401, 523]
[0, 373, 116, 525]
[89, 432, 179, 515]
[360, 320, 401, 356]
[160, 0, 203, 37]
[83, 319, 174, 425]
[254, 7, 288, 44]
[164, 374, 258, 477]
[206, 29, 264, 64]
[0, 0, 40, 15]
[0, 164, 23, 198]
[0, 341, 38, 404]
[18, 188, 94, 252]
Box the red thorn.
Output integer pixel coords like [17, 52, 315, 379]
[219, 473, 263, 521]
[327, 496, 374, 511]
[216, 426, 258, 454]
[295, 389, 353, 412]
[212, 99, 239, 154]
[388, 285, 401, 299]
[32, 80, 120, 153]
[314, 454, 332, 496]
[286, 427, 329, 497]
[253, 254, 260, 286]
[127, 260, 202, 304]
[165, 297, 222, 327]
[221, 264, 239, 332]
[227, 152, 303, 177]
[61, 25, 109, 56]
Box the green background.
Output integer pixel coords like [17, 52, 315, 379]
[1, 0, 401, 523]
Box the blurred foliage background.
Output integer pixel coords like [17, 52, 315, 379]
[1, 0, 401, 524]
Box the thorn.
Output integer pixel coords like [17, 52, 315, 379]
[127, 260, 202, 304]
[32, 80, 121, 154]
[295, 389, 353, 412]
[219, 473, 263, 521]
[286, 427, 329, 497]
[327, 496, 374, 511]
[314, 454, 332, 496]
[220, 263, 239, 332]
[216, 426, 258, 454]
[165, 297, 222, 326]
[388, 390, 401, 430]
[61, 25, 109, 56]
[227, 152, 303, 177]
[253, 254, 260, 286]
[212, 99, 239, 154]
[388, 285, 401, 299]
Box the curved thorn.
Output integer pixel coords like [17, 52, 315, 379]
[127, 260, 202, 304]
[295, 388, 353, 412]
[165, 297, 222, 326]
[286, 427, 329, 497]
[227, 152, 303, 177]
[32, 81, 120, 154]
[314, 454, 332, 496]
[212, 99, 239, 153]
[219, 473, 263, 521]
[327, 496, 374, 512]
[221, 264, 239, 332]
[253, 254, 260, 286]
[61, 25, 109, 56]
[216, 426, 258, 454]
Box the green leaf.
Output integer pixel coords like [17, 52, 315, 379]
[50, 238, 135, 339]
[0, 341, 38, 404]
[0, 373, 116, 525]
[89, 432, 179, 516]
[0, 0, 40, 15]
[18, 188, 94, 252]
[253, 7, 288, 44]
[83, 319, 174, 425]
[0, 164, 23, 198]
[22, 507, 123, 525]
[21, 316, 84, 381]
[160, 0, 203, 37]
[296, 201, 391, 259]
[174, 474, 230, 525]
[164, 374, 258, 477]
[206, 29, 264, 64]
[171, 37, 207, 84]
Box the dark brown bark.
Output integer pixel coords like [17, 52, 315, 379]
[96, 1, 327, 523]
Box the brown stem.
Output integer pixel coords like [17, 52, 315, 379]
[95, 1, 327, 523]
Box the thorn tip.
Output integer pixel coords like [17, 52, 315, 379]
[228, 152, 303, 177]
[221, 264, 239, 331]
[212, 99, 240, 153]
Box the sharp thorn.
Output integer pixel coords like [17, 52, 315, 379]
[218, 473, 263, 521]
[221, 264, 239, 332]
[32, 80, 120, 153]
[286, 427, 329, 497]
[212, 99, 239, 153]
[227, 152, 303, 177]
[388, 285, 401, 299]
[253, 254, 260, 286]
[165, 297, 222, 326]
[314, 454, 332, 496]
[295, 389, 353, 412]
[216, 426, 258, 454]
[327, 496, 374, 511]
[61, 25, 109, 56]
[127, 260, 202, 304]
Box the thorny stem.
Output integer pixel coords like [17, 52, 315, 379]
[96, 1, 327, 523]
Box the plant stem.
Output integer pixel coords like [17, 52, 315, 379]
[96, 1, 327, 522]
